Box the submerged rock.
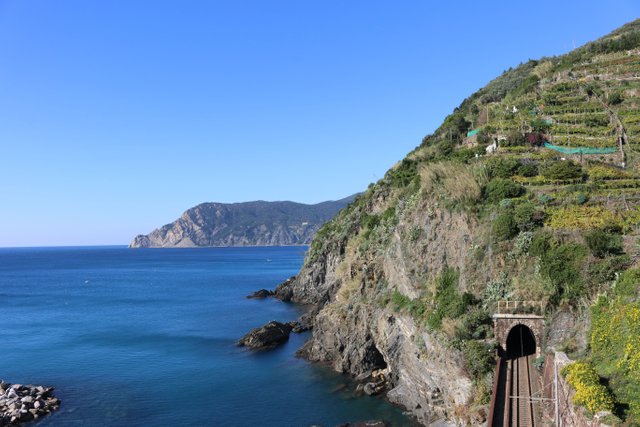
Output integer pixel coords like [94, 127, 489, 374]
[0, 381, 60, 424]
[238, 321, 294, 350]
[246, 289, 274, 299]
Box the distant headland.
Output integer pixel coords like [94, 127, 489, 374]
[129, 195, 357, 248]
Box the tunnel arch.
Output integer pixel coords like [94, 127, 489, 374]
[505, 324, 536, 359]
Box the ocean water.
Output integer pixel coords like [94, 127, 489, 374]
[0, 246, 414, 426]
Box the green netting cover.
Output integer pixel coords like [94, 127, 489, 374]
[543, 142, 617, 155]
[466, 129, 479, 137]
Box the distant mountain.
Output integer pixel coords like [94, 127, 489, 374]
[129, 195, 357, 248]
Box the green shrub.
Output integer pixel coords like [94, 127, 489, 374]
[517, 163, 538, 177]
[590, 295, 640, 422]
[462, 341, 495, 378]
[587, 255, 632, 287]
[584, 229, 623, 258]
[435, 140, 454, 158]
[426, 268, 470, 330]
[531, 117, 552, 133]
[477, 129, 492, 145]
[499, 199, 513, 209]
[608, 91, 623, 105]
[539, 243, 588, 303]
[390, 289, 411, 311]
[514, 202, 544, 231]
[385, 159, 419, 188]
[537, 193, 554, 205]
[529, 230, 552, 257]
[451, 146, 484, 162]
[575, 192, 589, 205]
[504, 130, 527, 147]
[512, 231, 534, 256]
[408, 225, 422, 242]
[584, 83, 603, 98]
[381, 206, 398, 226]
[440, 112, 471, 141]
[456, 307, 492, 341]
[484, 178, 525, 202]
[493, 212, 518, 241]
[483, 272, 511, 303]
[540, 160, 583, 180]
[615, 268, 640, 300]
[486, 158, 520, 179]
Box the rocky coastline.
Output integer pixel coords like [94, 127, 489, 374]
[239, 287, 417, 425]
[0, 381, 60, 424]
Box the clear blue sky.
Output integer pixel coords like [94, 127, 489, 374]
[0, 1, 637, 246]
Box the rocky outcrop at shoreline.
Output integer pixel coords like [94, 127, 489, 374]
[0, 381, 60, 424]
[238, 321, 294, 349]
[246, 289, 274, 299]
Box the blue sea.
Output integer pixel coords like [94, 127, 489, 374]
[0, 246, 413, 426]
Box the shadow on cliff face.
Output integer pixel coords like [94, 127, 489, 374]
[363, 341, 387, 370]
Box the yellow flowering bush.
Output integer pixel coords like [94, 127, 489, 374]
[562, 361, 615, 413]
[587, 164, 634, 180]
[546, 205, 640, 231]
[546, 206, 618, 229]
[591, 300, 640, 382]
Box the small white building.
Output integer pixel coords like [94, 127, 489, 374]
[486, 141, 498, 154]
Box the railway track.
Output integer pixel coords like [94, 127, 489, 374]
[504, 355, 536, 427]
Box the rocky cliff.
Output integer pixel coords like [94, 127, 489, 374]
[274, 20, 640, 426]
[130, 196, 356, 248]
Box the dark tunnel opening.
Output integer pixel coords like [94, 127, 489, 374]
[363, 341, 387, 370]
[505, 324, 536, 359]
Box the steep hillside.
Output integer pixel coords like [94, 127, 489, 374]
[130, 195, 356, 248]
[276, 19, 640, 425]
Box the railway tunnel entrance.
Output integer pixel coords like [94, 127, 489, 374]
[489, 304, 545, 426]
[493, 307, 544, 358]
[505, 324, 536, 359]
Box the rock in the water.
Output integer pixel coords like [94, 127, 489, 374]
[0, 380, 60, 425]
[246, 289, 274, 299]
[238, 321, 294, 350]
[355, 371, 372, 382]
[363, 382, 379, 396]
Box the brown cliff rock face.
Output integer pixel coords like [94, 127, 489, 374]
[276, 193, 487, 426]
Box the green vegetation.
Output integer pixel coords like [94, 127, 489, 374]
[608, 91, 623, 105]
[513, 202, 544, 231]
[587, 268, 640, 422]
[539, 242, 588, 303]
[426, 268, 469, 330]
[461, 341, 495, 378]
[492, 212, 518, 241]
[584, 229, 623, 258]
[540, 160, 583, 180]
[301, 19, 640, 422]
[483, 178, 524, 202]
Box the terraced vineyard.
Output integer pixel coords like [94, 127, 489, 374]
[449, 22, 640, 234]
[409, 19, 640, 423]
